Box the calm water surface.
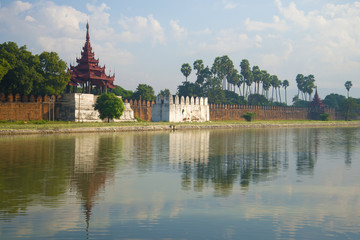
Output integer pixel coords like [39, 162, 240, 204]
[0, 127, 360, 239]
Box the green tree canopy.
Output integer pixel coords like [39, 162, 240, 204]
[0, 41, 70, 95]
[0, 42, 42, 95]
[159, 88, 171, 96]
[344, 81, 352, 98]
[323, 93, 346, 111]
[247, 93, 269, 106]
[132, 84, 156, 101]
[36, 51, 70, 95]
[177, 81, 201, 97]
[94, 93, 125, 123]
[193, 59, 204, 76]
[0, 58, 10, 81]
[341, 97, 359, 121]
[112, 85, 134, 99]
[180, 63, 192, 82]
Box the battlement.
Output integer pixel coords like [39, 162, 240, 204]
[0, 92, 59, 103]
[156, 95, 208, 106]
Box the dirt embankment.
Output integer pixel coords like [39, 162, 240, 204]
[1, 121, 360, 135]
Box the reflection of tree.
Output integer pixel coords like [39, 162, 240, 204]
[294, 128, 318, 175]
[342, 128, 357, 167]
[0, 135, 75, 219]
[177, 129, 290, 197]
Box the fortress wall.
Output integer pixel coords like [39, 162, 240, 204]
[58, 93, 135, 122]
[152, 95, 210, 122]
[124, 99, 155, 121]
[209, 104, 336, 121]
[0, 93, 55, 121]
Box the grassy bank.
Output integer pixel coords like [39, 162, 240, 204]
[1, 119, 360, 135]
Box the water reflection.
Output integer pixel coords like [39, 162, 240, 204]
[0, 127, 360, 239]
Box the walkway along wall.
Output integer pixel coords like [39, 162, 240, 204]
[0, 93, 56, 121]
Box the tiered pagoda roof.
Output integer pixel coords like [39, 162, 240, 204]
[68, 22, 115, 93]
[310, 89, 324, 109]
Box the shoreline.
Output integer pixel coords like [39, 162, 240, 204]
[1, 121, 360, 135]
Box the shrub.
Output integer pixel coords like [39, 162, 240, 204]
[94, 93, 125, 123]
[242, 112, 256, 122]
[319, 113, 330, 121]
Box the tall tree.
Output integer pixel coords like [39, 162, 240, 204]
[304, 74, 316, 101]
[344, 81, 352, 98]
[180, 63, 192, 82]
[295, 74, 305, 99]
[228, 68, 240, 93]
[282, 80, 289, 105]
[193, 59, 204, 76]
[0, 42, 43, 95]
[196, 66, 212, 86]
[261, 70, 271, 99]
[342, 97, 359, 121]
[270, 75, 279, 102]
[240, 59, 252, 98]
[132, 84, 156, 101]
[36, 51, 70, 95]
[252, 66, 262, 94]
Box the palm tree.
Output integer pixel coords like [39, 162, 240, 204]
[261, 70, 271, 99]
[344, 81, 352, 98]
[271, 75, 279, 102]
[180, 63, 192, 82]
[240, 59, 251, 97]
[193, 59, 204, 76]
[282, 80, 289, 105]
[304, 75, 315, 101]
[296, 74, 305, 100]
[252, 66, 262, 94]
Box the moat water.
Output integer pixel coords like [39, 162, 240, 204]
[1, 127, 360, 239]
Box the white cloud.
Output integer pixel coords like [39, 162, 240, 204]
[170, 20, 187, 40]
[245, 16, 287, 32]
[86, 3, 110, 27]
[196, 29, 252, 54]
[13, 0, 32, 13]
[243, 0, 360, 89]
[222, 0, 237, 10]
[118, 14, 166, 45]
[25, 15, 35, 22]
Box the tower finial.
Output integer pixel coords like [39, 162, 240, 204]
[86, 21, 90, 41]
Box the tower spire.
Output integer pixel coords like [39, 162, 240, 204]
[86, 21, 90, 41]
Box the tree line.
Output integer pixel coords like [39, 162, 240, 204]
[179, 56, 295, 105]
[1, 41, 358, 120]
[0, 42, 70, 95]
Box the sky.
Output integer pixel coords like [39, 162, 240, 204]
[0, 0, 359, 100]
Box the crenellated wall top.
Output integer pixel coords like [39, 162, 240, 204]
[155, 95, 209, 106]
[0, 93, 60, 103]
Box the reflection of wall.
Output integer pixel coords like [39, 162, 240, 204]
[74, 135, 100, 173]
[169, 131, 210, 165]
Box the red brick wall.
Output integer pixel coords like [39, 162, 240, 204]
[0, 93, 57, 121]
[124, 99, 155, 121]
[209, 104, 336, 121]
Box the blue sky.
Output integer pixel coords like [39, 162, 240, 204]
[0, 0, 359, 100]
